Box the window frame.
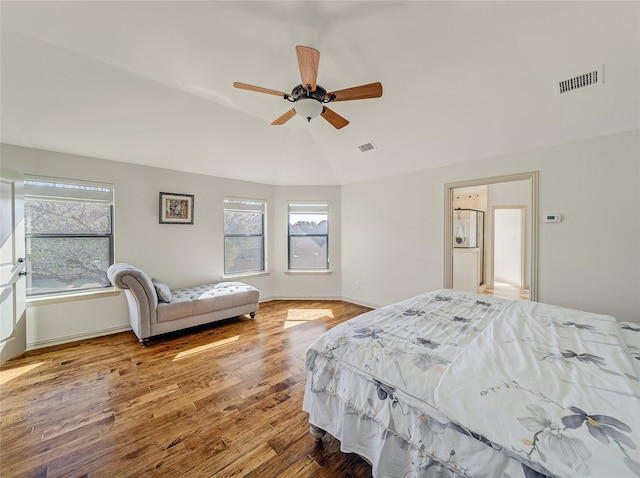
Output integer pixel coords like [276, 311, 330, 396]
[24, 176, 115, 297]
[287, 202, 330, 271]
[223, 197, 267, 276]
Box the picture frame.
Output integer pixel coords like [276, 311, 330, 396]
[159, 192, 194, 224]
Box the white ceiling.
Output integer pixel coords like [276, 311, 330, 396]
[1, 1, 638, 185]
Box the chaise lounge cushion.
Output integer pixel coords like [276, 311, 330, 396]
[156, 282, 259, 322]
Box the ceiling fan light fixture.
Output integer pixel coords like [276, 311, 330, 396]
[294, 97, 323, 122]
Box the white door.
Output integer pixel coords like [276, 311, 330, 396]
[0, 171, 27, 362]
[493, 207, 524, 288]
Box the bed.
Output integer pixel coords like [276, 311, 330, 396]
[303, 289, 640, 478]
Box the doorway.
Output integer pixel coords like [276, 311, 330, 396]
[493, 207, 525, 288]
[489, 206, 529, 300]
[444, 172, 538, 301]
[0, 170, 27, 362]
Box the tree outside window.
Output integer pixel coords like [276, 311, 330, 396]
[288, 203, 329, 270]
[224, 198, 266, 275]
[24, 177, 114, 296]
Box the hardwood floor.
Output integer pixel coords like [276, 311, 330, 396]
[479, 281, 530, 301]
[0, 300, 374, 478]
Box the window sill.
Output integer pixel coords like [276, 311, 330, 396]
[285, 270, 333, 275]
[221, 271, 270, 281]
[27, 287, 120, 306]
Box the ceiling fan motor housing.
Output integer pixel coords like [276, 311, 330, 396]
[290, 84, 331, 102]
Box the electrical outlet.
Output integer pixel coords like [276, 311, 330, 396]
[355, 281, 360, 289]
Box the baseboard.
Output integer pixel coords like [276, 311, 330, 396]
[259, 295, 381, 309]
[259, 295, 343, 302]
[26, 297, 379, 350]
[338, 296, 382, 310]
[27, 324, 132, 351]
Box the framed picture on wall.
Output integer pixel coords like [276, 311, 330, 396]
[159, 192, 194, 224]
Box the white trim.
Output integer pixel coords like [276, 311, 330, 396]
[26, 324, 132, 351]
[27, 287, 120, 306]
[284, 270, 332, 275]
[258, 295, 342, 302]
[24, 296, 377, 350]
[258, 296, 377, 308]
[338, 296, 381, 310]
[221, 271, 270, 281]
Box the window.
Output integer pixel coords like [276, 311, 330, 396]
[224, 198, 266, 275]
[24, 176, 114, 296]
[288, 202, 329, 270]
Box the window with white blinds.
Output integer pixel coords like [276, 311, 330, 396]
[288, 202, 329, 270]
[24, 175, 114, 296]
[223, 198, 266, 275]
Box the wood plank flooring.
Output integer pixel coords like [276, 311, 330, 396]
[0, 300, 374, 478]
[479, 281, 530, 301]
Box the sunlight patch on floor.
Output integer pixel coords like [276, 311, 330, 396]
[480, 281, 530, 301]
[0, 362, 45, 385]
[284, 309, 334, 329]
[173, 335, 239, 360]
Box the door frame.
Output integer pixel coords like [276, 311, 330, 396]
[492, 205, 527, 290]
[1, 170, 27, 362]
[444, 171, 538, 301]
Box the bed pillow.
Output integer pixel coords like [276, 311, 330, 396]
[152, 279, 172, 303]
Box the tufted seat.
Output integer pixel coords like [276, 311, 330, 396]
[108, 263, 259, 345]
[157, 282, 259, 322]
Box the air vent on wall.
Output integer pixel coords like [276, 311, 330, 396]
[358, 141, 377, 152]
[556, 66, 603, 95]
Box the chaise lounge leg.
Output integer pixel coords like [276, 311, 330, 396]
[309, 424, 326, 442]
[250, 312, 256, 319]
[140, 338, 149, 347]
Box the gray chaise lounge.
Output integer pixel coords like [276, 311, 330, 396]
[108, 263, 259, 345]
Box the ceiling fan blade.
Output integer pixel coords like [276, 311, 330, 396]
[271, 108, 296, 125]
[296, 45, 320, 92]
[233, 82, 290, 98]
[327, 82, 383, 102]
[321, 106, 349, 129]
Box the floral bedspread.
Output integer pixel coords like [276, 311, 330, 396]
[304, 289, 640, 477]
[435, 293, 640, 477]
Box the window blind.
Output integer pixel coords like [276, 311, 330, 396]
[224, 198, 266, 213]
[24, 175, 114, 203]
[288, 202, 329, 214]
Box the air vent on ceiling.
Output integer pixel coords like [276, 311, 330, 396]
[358, 141, 377, 152]
[556, 66, 603, 95]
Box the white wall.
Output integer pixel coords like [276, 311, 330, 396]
[272, 185, 342, 299]
[342, 130, 640, 323]
[1, 144, 342, 347]
[342, 171, 445, 307]
[2, 129, 639, 349]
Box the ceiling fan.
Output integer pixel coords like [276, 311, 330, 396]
[233, 45, 383, 129]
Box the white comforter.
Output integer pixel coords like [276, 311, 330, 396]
[304, 289, 640, 477]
